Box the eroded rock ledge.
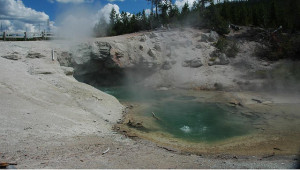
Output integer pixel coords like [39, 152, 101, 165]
[59, 28, 277, 91]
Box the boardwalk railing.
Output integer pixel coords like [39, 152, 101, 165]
[0, 32, 55, 41]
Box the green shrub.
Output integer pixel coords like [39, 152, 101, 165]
[215, 37, 239, 58]
[226, 41, 239, 58]
[215, 37, 228, 53]
[255, 33, 300, 61]
[209, 57, 217, 62]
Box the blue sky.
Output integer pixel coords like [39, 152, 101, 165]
[0, 0, 199, 32]
[21, 0, 151, 21]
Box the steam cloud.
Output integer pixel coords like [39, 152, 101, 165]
[55, 6, 95, 40]
[55, 3, 120, 40]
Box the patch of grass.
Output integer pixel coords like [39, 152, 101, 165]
[226, 41, 239, 58]
[215, 37, 239, 58]
[215, 37, 228, 53]
[209, 57, 217, 62]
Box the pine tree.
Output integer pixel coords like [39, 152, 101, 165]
[207, 3, 229, 35]
[130, 14, 139, 32]
[109, 8, 116, 26]
[141, 10, 150, 30]
[154, 0, 162, 18]
[181, 3, 190, 18]
[169, 5, 180, 25]
[159, 2, 170, 25]
[269, 1, 277, 27]
[220, 1, 229, 20]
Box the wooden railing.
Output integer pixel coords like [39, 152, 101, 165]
[0, 32, 55, 41]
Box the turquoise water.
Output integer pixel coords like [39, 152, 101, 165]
[99, 86, 252, 142]
[148, 101, 250, 142]
[99, 86, 175, 102]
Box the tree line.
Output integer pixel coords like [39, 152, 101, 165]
[218, 0, 299, 32]
[94, 0, 300, 37]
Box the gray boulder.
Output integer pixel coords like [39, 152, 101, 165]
[71, 43, 92, 65]
[219, 53, 230, 65]
[182, 59, 190, 67]
[195, 43, 207, 49]
[148, 49, 157, 59]
[140, 35, 147, 42]
[200, 34, 210, 42]
[154, 44, 161, 51]
[182, 58, 203, 68]
[208, 53, 230, 66]
[208, 60, 216, 66]
[200, 31, 219, 42]
[161, 61, 172, 70]
[209, 31, 219, 42]
[190, 58, 203, 68]
[57, 52, 73, 67]
[2, 54, 21, 60]
[149, 32, 158, 38]
[27, 52, 46, 58]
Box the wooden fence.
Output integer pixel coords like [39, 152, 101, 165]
[0, 32, 55, 41]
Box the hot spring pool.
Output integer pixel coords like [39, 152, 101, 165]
[147, 101, 251, 142]
[100, 86, 253, 142]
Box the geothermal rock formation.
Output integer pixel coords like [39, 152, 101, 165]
[64, 28, 271, 90]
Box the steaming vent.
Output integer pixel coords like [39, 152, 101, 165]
[180, 125, 191, 133]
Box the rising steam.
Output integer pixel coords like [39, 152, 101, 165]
[54, 3, 119, 40]
[55, 6, 95, 40]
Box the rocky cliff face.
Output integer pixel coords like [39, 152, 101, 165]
[61, 28, 271, 90]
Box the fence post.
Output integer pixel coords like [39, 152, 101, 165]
[24, 32, 27, 41]
[52, 49, 55, 61]
[3, 32, 6, 41]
